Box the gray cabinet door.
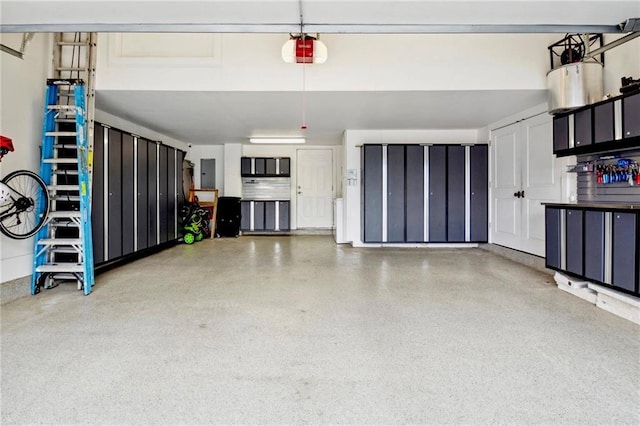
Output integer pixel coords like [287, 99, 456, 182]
[121, 133, 135, 256]
[147, 142, 158, 248]
[553, 116, 569, 152]
[265, 201, 276, 230]
[545, 207, 562, 270]
[279, 158, 291, 176]
[387, 145, 405, 242]
[240, 157, 251, 176]
[255, 158, 266, 175]
[447, 145, 465, 242]
[612, 212, 637, 292]
[565, 209, 583, 276]
[574, 109, 592, 147]
[107, 128, 122, 260]
[428, 145, 447, 242]
[469, 145, 488, 242]
[240, 201, 251, 231]
[136, 138, 148, 251]
[279, 201, 290, 231]
[92, 125, 105, 264]
[254, 201, 265, 231]
[265, 158, 277, 175]
[584, 210, 605, 282]
[363, 145, 383, 242]
[159, 145, 169, 243]
[623, 93, 640, 138]
[167, 148, 176, 240]
[593, 102, 614, 144]
[405, 145, 424, 242]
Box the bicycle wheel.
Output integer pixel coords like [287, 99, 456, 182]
[0, 170, 50, 239]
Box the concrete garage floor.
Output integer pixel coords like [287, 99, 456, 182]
[2, 236, 639, 425]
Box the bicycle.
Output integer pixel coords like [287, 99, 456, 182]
[0, 135, 50, 239]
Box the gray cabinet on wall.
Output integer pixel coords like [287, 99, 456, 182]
[92, 123, 185, 267]
[361, 144, 488, 244]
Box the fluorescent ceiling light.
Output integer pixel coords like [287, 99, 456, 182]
[249, 137, 306, 144]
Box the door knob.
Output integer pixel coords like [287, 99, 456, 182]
[297, 191, 302, 195]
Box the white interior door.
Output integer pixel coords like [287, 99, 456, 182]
[491, 113, 562, 256]
[491, 123, 522, 249]
[296, 149, 333, 228]
[520, 114, 561, 256]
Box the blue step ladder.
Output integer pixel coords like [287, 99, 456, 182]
[32, 79, 94, 295]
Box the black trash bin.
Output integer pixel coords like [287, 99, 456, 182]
[216, 197, 242, 237]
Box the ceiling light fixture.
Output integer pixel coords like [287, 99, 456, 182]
[249, 137, 306, 144]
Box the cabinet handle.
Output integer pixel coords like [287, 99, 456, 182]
[521, 190, 525, 198]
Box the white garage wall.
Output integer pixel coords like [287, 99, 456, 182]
[602, 34, 640, 96]
[187, 144, 225, 192]
[0, 33, 51, 284]
[97, 33, 559, 92]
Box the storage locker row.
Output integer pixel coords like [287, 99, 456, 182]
[240, 200, 290, 232]
[241, 157, 291, 177]
[362, 144, 488, 243]
[92, 123, 185, 266]
[553, 91, 640, 156]
[545, 206, 639, 296]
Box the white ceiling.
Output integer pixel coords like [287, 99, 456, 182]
[96, 90, 549, 145]
[3, 0, 638, 145]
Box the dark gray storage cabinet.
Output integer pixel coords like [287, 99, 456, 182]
[545, 207, 562, 270]
[593, 102, 614, 144]
[553, 116, 569, 152]
[544, 205, 639, 296]
[447, 145, 465, 242]
[565, 209, 583, 276]
[405, 145, 424, 242]
[241, 157, 291, 177]
[553, 92, 640, 156]
[574, 109, 592, 147]
[362, 145, 383, 242]
[91, 125, 105, 264]
[107, 128, 122, 260]
[240, 200, 290, 232]
[584, 211, 605, 282]
[159, 145, 169, 244]
[623, 92, 640, 139]
[361, 144, 488, 244]
[122, 133, 135, 256]
[387, 145, 406, 243]
[469, 145, 488, 242]
[612, 212, 637, 293]
[428, 145, 447, 242]
[147, 141, 158, 247]
[136, 137, 149, 251]
[92, 123, 184, 267]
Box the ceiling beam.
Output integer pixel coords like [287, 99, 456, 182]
[0, 23, 624, 34]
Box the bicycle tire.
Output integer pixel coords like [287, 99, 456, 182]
[0, 170, 50, 239]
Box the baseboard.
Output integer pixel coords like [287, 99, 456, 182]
[1, 275, 31, 305]
[479, 243, 549, 274]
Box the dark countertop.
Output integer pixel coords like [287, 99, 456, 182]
[542, 202, 640, 210]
